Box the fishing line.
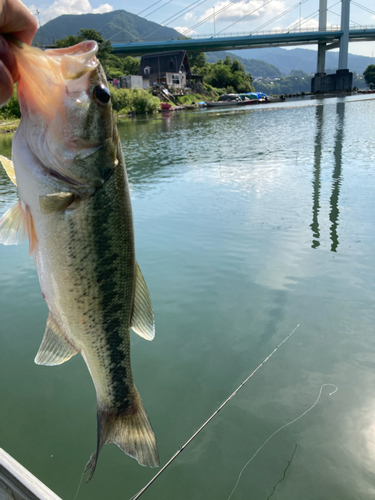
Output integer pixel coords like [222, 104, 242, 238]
[227, 383, 339, 500]
[72, 469, 85, 500]
[129, 324, 300, 500]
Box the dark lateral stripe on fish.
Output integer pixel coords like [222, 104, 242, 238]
[92, 184, 133, 413]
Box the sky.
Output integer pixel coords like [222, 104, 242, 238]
[25, 0, 375, 58]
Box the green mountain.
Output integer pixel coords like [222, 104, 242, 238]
[34, 9, 182, 46]
[34, 11, 373, 76]
[230, 47, 373, 75]
[206, 51, 282, 78]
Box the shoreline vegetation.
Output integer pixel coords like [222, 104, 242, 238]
[1, 27, 372, 129]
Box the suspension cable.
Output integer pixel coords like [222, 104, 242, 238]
[182, 0, 275, 36]
[351, 1, 375, 17]
[144, 0, 208, 39]
[216, 0, 274, 36]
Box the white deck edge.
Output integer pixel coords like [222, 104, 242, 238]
[0, 448, 62, 500]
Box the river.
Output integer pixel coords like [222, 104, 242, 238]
[1, 94, 375, 500]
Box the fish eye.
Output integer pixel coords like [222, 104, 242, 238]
[94, 85, 110, 105]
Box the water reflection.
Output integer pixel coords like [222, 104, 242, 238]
[311, 101, 345, 251]
[311, 105, 323, 249]
[330, 101, 345, 252]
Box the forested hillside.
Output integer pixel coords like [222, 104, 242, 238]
[34, 9, 182, 45]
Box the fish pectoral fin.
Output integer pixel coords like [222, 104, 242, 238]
[39, 192, 75, 214]
[84, 390, 159, 481]
[0, 201, 28, 245]
[130, 262, 155, 341]
[35, 313, 79, 366]
[0, 155, 17, 185]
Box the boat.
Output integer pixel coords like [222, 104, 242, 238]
[217, 93, 242, 102]
[161, 102, 173, 110]
[237, 98, 259, 105]
[206, 93, 243, 108]
[206, 101, 239, 108]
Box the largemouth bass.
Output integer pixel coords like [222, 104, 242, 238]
[0, 38, 159, 479]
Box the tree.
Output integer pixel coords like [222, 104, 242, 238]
[203, 55, 255, 93]
[187, 51, 206, 73]
[122, 56, 140, 75]
[364, 64, 375, 88]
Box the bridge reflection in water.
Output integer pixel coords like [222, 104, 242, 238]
[311, 101, 345, 251]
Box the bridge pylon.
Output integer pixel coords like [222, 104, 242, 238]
[311, 0, 353, 93]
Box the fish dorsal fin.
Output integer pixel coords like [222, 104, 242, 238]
[35, 313, 79, 366]
[0, 155, 17, 185]
[39, 192, 75, 214]
[130, 262, 155, 341]
[0, 201, 28, 245]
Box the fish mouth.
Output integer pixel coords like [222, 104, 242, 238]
[9, 39, 99, 121]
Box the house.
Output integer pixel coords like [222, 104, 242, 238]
[138, 50, 191, 90]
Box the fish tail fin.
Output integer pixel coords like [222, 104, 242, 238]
[84, 389, 159, 481]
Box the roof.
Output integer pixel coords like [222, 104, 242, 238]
[138, 50, 191, 77]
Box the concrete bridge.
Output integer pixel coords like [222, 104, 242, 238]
[112, 27, 375, 57]
[111, 0, 375, 92]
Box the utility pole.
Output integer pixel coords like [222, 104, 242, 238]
[299, 2, 301, 31]
[213, 7, 216, 37]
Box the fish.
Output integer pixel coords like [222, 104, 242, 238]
[0, 38, 159, 479]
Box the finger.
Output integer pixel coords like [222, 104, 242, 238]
[0, 34, 18, 81]
[0, 59, 14, 106]
[0, 0, 38, 45]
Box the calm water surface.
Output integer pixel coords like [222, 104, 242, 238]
[1, 95, 375, 500]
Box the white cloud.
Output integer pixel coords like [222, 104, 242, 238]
[174, 26, 197, 35]
[199, 0, 285, 23]
[92, 3, 113, 13]
[184, 12, 195, 21]
[28, 0, 113, 24]
[287, 17, 330, 32]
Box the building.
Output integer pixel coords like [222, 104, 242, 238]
[119, 75, 144, 89]
[138, 50, 191, 90]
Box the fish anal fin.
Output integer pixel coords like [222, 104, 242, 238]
[130, 262, 155, 341]
[0, 201, 28, 245]
[84, 390, 159, 481]
[35, 313, 79, 366]
[0, 155, 17, 185]
[39, 192, 75, 214]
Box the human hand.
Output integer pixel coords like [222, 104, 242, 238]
[0, 0, 37, 106]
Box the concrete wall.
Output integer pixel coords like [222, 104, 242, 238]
[311, 69, 353, 93]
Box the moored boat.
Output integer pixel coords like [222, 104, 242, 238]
[206, 101, 239, 108]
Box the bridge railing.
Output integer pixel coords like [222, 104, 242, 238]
[109, 25, 375, 45]
[186, 24, 374, 39]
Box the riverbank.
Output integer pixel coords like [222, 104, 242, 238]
[0, 120, 19, 133]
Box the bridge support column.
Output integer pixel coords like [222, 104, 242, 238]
[312, 0, 353, 93]
[338, 0, 350, 70]
[316, 0, 327, 75]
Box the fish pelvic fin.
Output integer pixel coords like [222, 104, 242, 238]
[84, 389, 159, 481]
[0, 155, 17, 185]
[0, 201, 28, 245]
